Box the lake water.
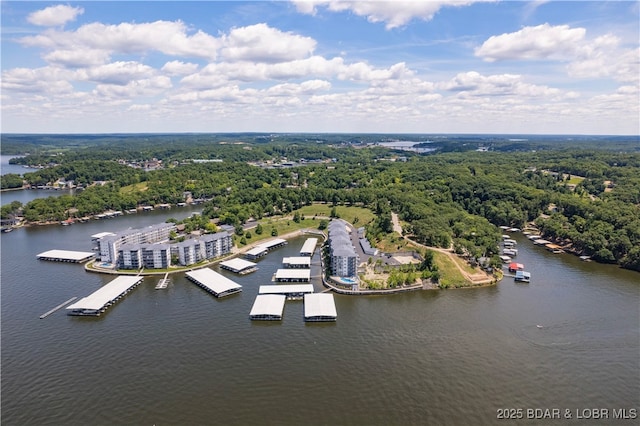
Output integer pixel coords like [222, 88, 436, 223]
[1, 212, 638, 425]
[0, 155, 30, 176]
[378, 141, 436, 153]
[1, 154, 69, 206]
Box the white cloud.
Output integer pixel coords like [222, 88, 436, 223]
[475, 24, 639, 84]
[27, 5, 84, 27]
[440, 71, 564, 98]
[93, 76, 172, 99]
[475, 23, 586, 62]
[178, 57, 415, 90]
[292, 1, 488, 29]
[220, 23, 316, 62]
[81, 61, 157, 85]
[43, 49, 111, 68]
[161, 61, 199, 76]
[20, 20, 220, 64]
[569, 42, 639, 84]
[1, 66, 74, 94]
[266, 80, 331, 96]
[339, 62, 414, 82]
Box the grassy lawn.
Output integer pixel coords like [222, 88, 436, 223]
[294, 204, 376, 226]
[235, 217, 324, 247]
[565, 175, 585, 185]
[119, 182, 148, 194]
[376, 233, 410, 252]
[433, 251, 468, 288]
[456, 255, 480, 274]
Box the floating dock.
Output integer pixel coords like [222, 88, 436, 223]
[155, 273, 170, 289]
[220, 258, 258, 274]
[249, 294, 286, 320]
[66, 276, 144, 316]
[274, 269, 311, 282]
[37, 249, 96, 263]
[259, 284, 314, 299]
[299, 237, 318, 256]
[304, 293, 337, 322]
[185, 268, 242, 298]
[282, 256, 311, 269]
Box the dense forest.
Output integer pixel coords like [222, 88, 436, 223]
[2, 133, 639, 271]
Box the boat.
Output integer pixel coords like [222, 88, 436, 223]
[503, 248, 518, 256]
[514, 271, 531, 283]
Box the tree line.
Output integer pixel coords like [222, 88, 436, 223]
[1, 137, 638, 271]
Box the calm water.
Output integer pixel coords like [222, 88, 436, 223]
[0, 155, 33, 176]
[1, 155, 70, 206]
[1, 212, 638, 425]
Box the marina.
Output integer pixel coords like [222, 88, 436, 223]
[303, 293, 337, 322]
[37, 249, 96, 263]
[2, 213, 638, 425]
[259, 284, 314, 299]
[219, 258, 258, 274]
[66, 275, 144, 316]
[185, 268, 243, 298]
[249, 294, 286, 321]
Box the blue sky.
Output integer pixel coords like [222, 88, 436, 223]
[1, 1, 638, 134]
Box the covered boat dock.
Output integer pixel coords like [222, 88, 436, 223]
[304, 293, 337, 322]
[245, 246, 268, 259]
[249, 294, 286, 320]
[274, 269, 311, 282]
[282, 256, 311, 269]
[261, 238, 287, 251]
[66, 275, 144, 316]
[37, 249, 96, 263]
[299, 237, 318, 256]
[220, 258, 258, 274]
[186, 268, 242, 298]
[244, 238, 288, 260]
[259, 284, 314, 299]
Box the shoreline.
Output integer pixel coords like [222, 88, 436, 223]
[84, 228, 323, 276]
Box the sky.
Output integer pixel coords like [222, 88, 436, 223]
[1, 1, 638, 135]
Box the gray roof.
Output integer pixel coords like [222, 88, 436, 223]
[200, 231, 231, 242]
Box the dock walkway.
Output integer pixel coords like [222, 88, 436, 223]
[39, 297, 77, 319]
[155, 273, 170, 289]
